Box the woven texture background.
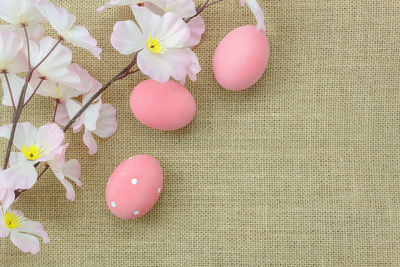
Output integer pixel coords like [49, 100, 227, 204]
[0, 0, 399, 265]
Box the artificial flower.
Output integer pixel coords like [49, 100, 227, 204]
[1, 74, 35, 107]
[0, 122, 65, 164]
[0, 0, 44, 27]
[147, 0, 196, 18]
[33, 0, 101, 58]
[240, 0, 265, 32]
[48, 144, 82, 201]
[111, 5, 195, 82]
[35, 64, 91, 100]
[29, 37, 82, 94]
[0, 208, 49, 254]
[0, 156, 38, 211]
[0, 32, 26, 74]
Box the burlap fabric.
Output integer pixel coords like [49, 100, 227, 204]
[0, 0, 399, 265]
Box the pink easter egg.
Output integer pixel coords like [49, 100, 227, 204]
[213, 25, 270, 91]
[130, 79, 196, 131]
[106, 155, 163, 219]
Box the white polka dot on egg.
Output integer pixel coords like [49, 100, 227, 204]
[131, 178, 138, 185]
[157, 188, 161, 193]
[111, 202, 116, 208]
[134, 211, 140, 215]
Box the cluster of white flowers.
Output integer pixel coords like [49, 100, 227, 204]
[0, 0, 265, 255]
[0, 0, 116, 254]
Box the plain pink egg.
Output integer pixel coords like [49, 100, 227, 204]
[106, 155, 163, 219]
[130, 79, 196, 131]
[213, 25, 270, 91]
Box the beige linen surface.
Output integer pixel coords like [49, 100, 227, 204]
[0, 0, 399, 266]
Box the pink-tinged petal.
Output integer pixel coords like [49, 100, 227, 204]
[9, 152, 29, 167]
[82, 80, 102, 105]
[0, 122, 37, 151]
[2, 159, 37, 189]
[186, 49, 201, 81]
[33, 37, 72, 70]
[1, 74, 34, 107]
[50, 167, 75, 201]
[17, 219, 50, 243]
[0, 32, 24, 72]
[68, 64, 95, 94]
[66, 26, 102, 59]
[186, 16, 205, 47]
[64, 99, 84, 133]
[93, 104, 117, 138]
[62, 159, 82, 187]
[48, 144, 68, 171]
[240, 0, 246, 6]
[83, 101, 102, 132]
[25, 24, 45, 43]
[45, 67, 82, 90]
[159, 12, 191, 48]
[131, 5, 162, 37]
[34, 0, 75, 34]
[111, 20, 144, 55]
[10, 231, 41, 254]
[0, 214, 9, 238]
[54, 101, 69, 127]
[36, 123, 65, 156]
[0, 188, 15, 211]
[83, 130, 97, 155]
[97, 0, 139, 13]
[138, 48, 191, 82]
[0, 0, 43, 26]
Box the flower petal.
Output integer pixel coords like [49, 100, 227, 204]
[83, 129, 97, 155]
[2, 157, 37, 189]
[131, 5, 162, 37]
[0, 188, 15, 211]
[111, 20, 145, 55]
[83, 101, 102, 132]
[34, 0, 75, 35]
[1, 74, 34, 107]
[158, 11, 191, 48]
[17, 219, 50, 243]
[243, 0, 265, 32]
[62, 159, 82, 187]
[50, 167, 76, 201]
[54, 101, 69, 127]
[10, 231, 40, 254]
[0, 122, 37, 151]
[64, 99, 84, 133]
[0, 32, 25, 72]
[93, 104, 117, 138]
[65, 26, 102, 59]
[36, 123, 65, 157]
[97, 0, 139, 13]
[186, 16, 205, 47]
[151, 0, 196, 18]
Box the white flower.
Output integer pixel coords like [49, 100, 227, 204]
[29, 37, 82, 93]
[0, 0, 45, 42]
[0, 208, 49, 254]
[48, 144, 82, 201]
[35, 64, 91, 100]
[0, 122, 65, 164]
[33, 0, 101, 58]
[111, 6, 196, 83]
[240, 0, 265, 32]
[0, 32, 27, 74]
[0, 158, 38, 211]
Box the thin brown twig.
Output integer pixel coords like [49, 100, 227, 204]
[23, 78, 45, 108]
[22, 25, 31, 68]
[53, 99, 60, 122]
[185, 0, 224, 22]
[14, 164, 49, 199]
[32, 40, 61, 71]
[3, 73, 16, 111]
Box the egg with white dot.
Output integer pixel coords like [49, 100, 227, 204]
[106, 155, 163, 219]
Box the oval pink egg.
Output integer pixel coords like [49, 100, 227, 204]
[106, 155, 163, 219]
[213, 25, 270, 91]
[130, 79, 196, 131]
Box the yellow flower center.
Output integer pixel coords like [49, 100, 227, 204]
[4, 211, 23, 230]
[147, 35, 165, 54]
[22, 144, 44, 161]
